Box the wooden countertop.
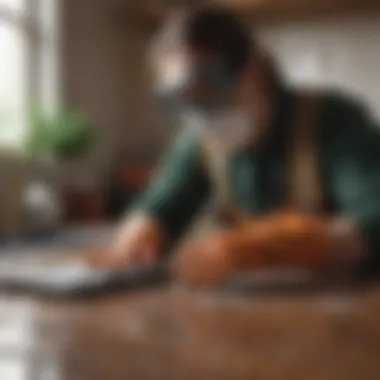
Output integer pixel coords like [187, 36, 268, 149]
[1, 228, 379, 380]
[1, 281, 380, 380]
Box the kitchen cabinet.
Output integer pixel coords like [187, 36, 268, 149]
[119, 0, 380, 30]
[217, 0, 380, 23]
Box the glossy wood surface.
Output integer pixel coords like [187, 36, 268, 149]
[0, 252, 380, 380]
[1, 283, 380, 380]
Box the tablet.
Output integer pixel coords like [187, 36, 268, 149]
[0, 262, 170, 298]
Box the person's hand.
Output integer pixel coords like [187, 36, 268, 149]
[91, 215, 163, 268]
[174, 226, 267, 287]
[174, 211, 351, 287]
[174, 233, 237, 287]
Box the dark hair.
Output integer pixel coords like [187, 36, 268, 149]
[183, 7, 253, 74]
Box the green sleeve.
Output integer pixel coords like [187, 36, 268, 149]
[322, 94, 380, 275]
[130, 130, 210, 240]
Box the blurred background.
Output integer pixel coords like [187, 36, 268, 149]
[0, 0, 380, 242]
[1, 2, 380, 380]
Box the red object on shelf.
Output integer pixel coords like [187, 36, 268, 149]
[63, 190, 105, 222]
[122, 166, 154, 190]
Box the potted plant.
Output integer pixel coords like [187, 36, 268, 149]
[25, 108, 96, 163]
[22, 109, 98, 229]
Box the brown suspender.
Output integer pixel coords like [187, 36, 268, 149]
[198, 135, 250, 225]
[286, 91, 324, 214]
[198, 91, 324, 224]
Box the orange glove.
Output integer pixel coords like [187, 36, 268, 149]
[175, 211, 334, 286]
[237, 211, 334, 268]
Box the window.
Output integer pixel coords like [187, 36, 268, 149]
[0, 0, 59, 148]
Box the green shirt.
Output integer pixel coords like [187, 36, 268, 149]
[132, 88, 380, 274]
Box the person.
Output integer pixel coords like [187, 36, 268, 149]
[103, 7, 380, 286]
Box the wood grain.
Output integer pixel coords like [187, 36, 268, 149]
[0, 266, 380, 379]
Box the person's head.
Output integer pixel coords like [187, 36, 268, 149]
[151, 6, 280, 151]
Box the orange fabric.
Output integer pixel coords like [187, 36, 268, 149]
[176, 211, 334, 286]
[234, 211, 333, 269]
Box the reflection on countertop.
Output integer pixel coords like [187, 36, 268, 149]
[0, 283, 380, 380]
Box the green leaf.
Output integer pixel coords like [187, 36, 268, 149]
[24, 107, 96, 161]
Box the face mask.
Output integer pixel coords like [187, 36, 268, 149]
[155, 60, 237, 116]
[156, 59, 255, 152]
[186, 64, 237, 114]
[184, 109, 254, 153]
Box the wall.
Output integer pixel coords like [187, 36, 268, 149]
[0, 150, 33, 236]
[61, 6, 380, 186]
[61, 0, 171, 187]
[258, 15, 380, 118]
